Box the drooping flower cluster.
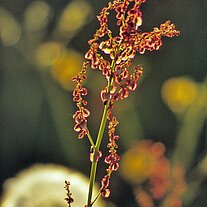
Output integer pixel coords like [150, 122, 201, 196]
[100, 116, 120, 198]
[72, 61, 90, 139]
[71, 0, 180, 205]
[64, 180, 74, 207]
[72, 0, 179, 139]
[84, 0, 179, 111]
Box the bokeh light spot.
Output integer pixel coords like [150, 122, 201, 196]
[0, 7, 21, 47]
[24, 1, 51, 31]
[161, 77, 198, 113]
[36, 41, 63, 66]
[57, 0, 92, 35]
[1, 164, 105, 207]
[51, 49, 84, 91]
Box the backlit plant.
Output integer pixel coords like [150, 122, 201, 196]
[66, 0, 180, 206]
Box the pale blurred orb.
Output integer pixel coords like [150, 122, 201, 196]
[0, 7, 21, 46]
[51, 49, 84, 91]
[36, 41, 63, 66]
[1, 164, 105, 207]
[36, 42, 84, 91]
[24, 1, 51, 31]
[57, 0, 92, 36]
[120, 140, 167, 184]
[161, 77, 198, 113]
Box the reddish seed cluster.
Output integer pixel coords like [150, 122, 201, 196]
[72, 61, 90, 139]
[100, 116, 120, 198]
[71, 0, 180, 203]
[136, 21, 180, 54]
[72, 0, 179, 139]
[64, 180, 74, 207]
[84, 0, 179, 110]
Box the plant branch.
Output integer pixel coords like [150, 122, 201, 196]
[87, 104, 109, 207]
[87, 131, 95, 149]
[86, 47, 119, 207]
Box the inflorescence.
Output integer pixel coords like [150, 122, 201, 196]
[72, 0, 180, 205]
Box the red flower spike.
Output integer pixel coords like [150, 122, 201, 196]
[72, 62, 90, 139]
[72, 0, 180, 203]
[100, 116, 120, 197]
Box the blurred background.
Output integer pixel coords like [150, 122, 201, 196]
[0, 0, 207, 207]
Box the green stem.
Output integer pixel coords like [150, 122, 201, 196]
[95, 104, 109, 150]
[87, 131, 95, 149]
[91, 192, 101, 206]
[87, 44, 121, 207]
[87, 104, 109, 207]
[87, 159, 98, 207]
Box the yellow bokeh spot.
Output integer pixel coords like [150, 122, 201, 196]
[24, 1, 51, 31]
[120, 147, 155, 184]
[36, 41, 63, 66]
[0, 7, 21, 46]
[36, 42, 83, 91]
[57, 0, 92, 36]
[51, 48, 84, 91]
[161, 77, 198, 113]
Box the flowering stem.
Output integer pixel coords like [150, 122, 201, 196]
[95, 104, 109, 149]
[87, 159, 98, 207]
[87, 104, 109, 207]
[71, 2, 180, 207]
[87, 131, 95, 149]
[87, 47, 119, 206]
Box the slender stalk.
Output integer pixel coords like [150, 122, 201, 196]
[87, 159, 98, 207]
[87, 131, 95, 149]
[95, 104, 109, 150]
[87, 47, 120, 207]
[87, 104, 109, 207]
[91, 192, 101, 206]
